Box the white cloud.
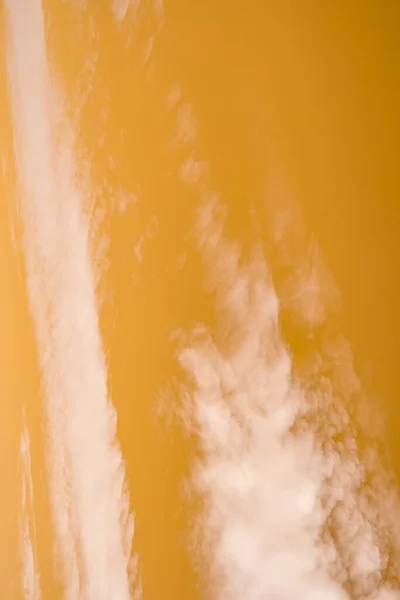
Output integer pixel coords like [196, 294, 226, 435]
[20, 419, 41, 600]
[5, 1, 139, 598]
[168, 92, 400, 599]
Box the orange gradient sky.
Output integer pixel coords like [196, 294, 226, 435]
[0, 1, 400, 598]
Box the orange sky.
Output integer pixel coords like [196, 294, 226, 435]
[1, 1, 400, 598]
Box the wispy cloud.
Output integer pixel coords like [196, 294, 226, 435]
[5, 1, 138, 598]
[168, 89, 400, 599]
[19, 417, 41, 600]
[177, 200, 348, 600]
[262, 169, 400, 597]
[111, 0, 139, 23]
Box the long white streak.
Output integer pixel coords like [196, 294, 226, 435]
[20, 418, 41, 600]
[169, 92, 400, 599]
[5, 1, 136, 599]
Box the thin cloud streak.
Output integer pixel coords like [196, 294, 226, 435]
[20, 418, 41, 600]
[5, 1, 137, 598]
